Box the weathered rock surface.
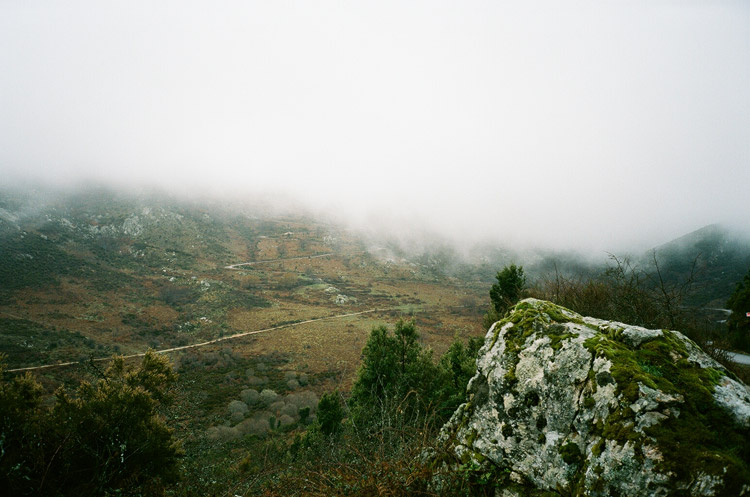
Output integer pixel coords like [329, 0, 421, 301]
[433, 299, 750, 496]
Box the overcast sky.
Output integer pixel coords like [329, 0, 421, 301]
[1, 1, 748, 252]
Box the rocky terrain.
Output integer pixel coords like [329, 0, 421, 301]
[433, 299, 750, 496]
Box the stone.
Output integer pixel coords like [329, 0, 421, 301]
[431, 298, 750, 496]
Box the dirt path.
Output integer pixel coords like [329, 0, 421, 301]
[5, 250, 407, 373]
[3, 252, 348, 372]
[5, 306, 402, 373]
[224, 253, 335, 269]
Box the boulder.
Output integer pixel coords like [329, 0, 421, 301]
[433, 299, 750, 496]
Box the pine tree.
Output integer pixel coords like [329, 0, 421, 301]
[727, 267, 750, 350]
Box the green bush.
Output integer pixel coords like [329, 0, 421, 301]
[317, 391, 345, 436]
[0, 351, 182, 496]
[349, 320, 441, 430]
[727, 267, 750, 351]
[485, 265, 527, 326]
[490, 265, 526, 313]
[348, 320, 483, 434]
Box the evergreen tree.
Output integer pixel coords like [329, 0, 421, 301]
[489, 264, 527, 315]
[435, 336, 483, 419]
[727, 267, 750, 350]
[349, 320, 439, 429]
[317, 391, 345, 436]
[484, 264, 527, 328]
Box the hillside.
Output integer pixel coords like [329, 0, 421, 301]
[651, 224, 750, 308]
[0, 187, 488, 371]
[2, 187, 749, 495]
[0, 187, 492, 495]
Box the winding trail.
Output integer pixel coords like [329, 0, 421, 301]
[6, 252, 373, 372]
[224, 253, 334, 269]
[6, 306, 401, 373]
[5, 251, 395, 372]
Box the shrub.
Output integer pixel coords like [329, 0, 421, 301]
[287, 379, 300, 390]
[260, 388, 278, 405]
[727, 267, 750, 351]
[228, 399, 249, 415]
[0, 351, 182, 496]
[489, 264, 527, 316]
[349, 321, 478, 432]
[317, 391, 345, 436]
[240, 388, 259, 405]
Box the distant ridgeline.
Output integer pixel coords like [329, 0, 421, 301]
[651, 224, 750, 308]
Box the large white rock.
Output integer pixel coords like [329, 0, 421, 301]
[433, 299, 750, 496]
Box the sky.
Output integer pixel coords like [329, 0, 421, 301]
[1, 1, 748, 253]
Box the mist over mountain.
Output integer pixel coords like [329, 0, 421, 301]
[3, 185, 746, 311]
[2, 2, 748, 256]
[649, 224, 750, 307]
[2, 3, 749, 494]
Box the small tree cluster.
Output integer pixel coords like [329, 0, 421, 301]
[317, 391, 345, 436]
[348, 320, 482, 434]
[0, 352, 182, 496]
[349, 320, 436, 431]
[274, 321, 486, 496]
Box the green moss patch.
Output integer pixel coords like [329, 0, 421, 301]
[584, 327, 750, 491]
[559, 442, 583, 466]
[491, 299, 583, 352]
[468, 300, 750, 494]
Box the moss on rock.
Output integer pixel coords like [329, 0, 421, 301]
[433, 299, 750, 496]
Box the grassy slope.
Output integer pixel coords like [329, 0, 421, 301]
[0, 189, 489, 495]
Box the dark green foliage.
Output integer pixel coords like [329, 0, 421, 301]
[319, 320, 480, 442]
[348, 320, 479, 432]
[490, 265, 526, 315]
[349, 320, 440, 429]
[0, 317, 105, 369]
[269, 324, 488, 497]
[298, 406, 311, 423]
[727, 267, 750, 350]
[317, 391, 345, 436]
[0, 233, 88, 290]
[435, 336, 483, 419]
[0, 352, 182, 496]
[159, 285, 199, 307]
[484, 265, 527, 327]
[0, 366, 46, 492]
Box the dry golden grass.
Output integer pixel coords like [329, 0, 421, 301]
[3, 217, 489, 390]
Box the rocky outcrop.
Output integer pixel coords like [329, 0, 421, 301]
[433, 299, 750, 496]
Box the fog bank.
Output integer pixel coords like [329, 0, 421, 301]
[1, 1, 748, 253]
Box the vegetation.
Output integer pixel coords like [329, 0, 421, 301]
[533, 254, 750, 373]
[349, 320, 438, 429]
[259, 322, 485, 496]
[316, 390, 345, 436]
[483, 264, 527, 328]
[727, 267, 750, 350]
[0, 351, 181, 496]
[2, 189, 749, 495]
[583, 323, 750, 493]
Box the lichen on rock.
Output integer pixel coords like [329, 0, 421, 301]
[432, 298, 750, 496]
